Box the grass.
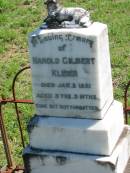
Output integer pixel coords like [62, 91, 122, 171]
[0, 0, 130, 167]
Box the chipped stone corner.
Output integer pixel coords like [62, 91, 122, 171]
[95, 159, 116, 171]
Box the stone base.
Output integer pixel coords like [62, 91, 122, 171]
[23, 126, 130, 173]
[28, 100, 124, 155]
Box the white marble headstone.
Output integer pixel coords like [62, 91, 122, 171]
[29, 22, 113, 119]
[23, 126, 130, 173]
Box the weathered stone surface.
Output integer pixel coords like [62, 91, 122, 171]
[28, 100, 124, 155]
[23, 126, 130, 173]
[28, 22, 113, 119]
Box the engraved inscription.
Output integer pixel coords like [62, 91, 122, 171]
[32, 57, 95, 65]
[30, 32, 99, 114]
[31, 33, 94, 48]
[58, 44, 66, 51]
[62, 57, 95, 64]
[40, 82, 91, 89]
[36, 93, 97, 100]
[51, 70, 78, 77]
[57, 83, 77, 88]
[33, 57, 60, 64]
[36, 103, 99, 111]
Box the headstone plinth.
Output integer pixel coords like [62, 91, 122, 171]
[28, 101, 124, 156]
[23, 126, 130, 173]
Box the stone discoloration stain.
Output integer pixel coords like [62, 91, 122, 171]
[56, 156, 67, 165]
[27, 115, 40, 133]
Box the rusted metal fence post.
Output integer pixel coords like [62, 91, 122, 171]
[12, 66, 31, 148]
[124, 81, 130, 124]
[0, 103, 14, 169]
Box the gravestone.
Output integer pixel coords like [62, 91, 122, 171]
[29, 22, 113, 119]
[23, 1, 130, 173]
